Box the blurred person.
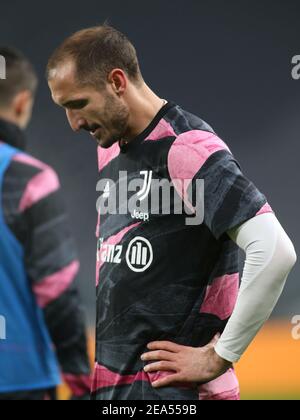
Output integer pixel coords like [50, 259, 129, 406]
[47, 25, 297, 400]
[0, 47, 91, 400]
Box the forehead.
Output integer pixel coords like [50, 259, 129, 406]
[48, 61, 84, 104]
[49, 60, 76, 81]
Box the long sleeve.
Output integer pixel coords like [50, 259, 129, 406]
[215, 213, 297, 363]
[3, 153, 91, 397]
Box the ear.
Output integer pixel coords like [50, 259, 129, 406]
[107, 69, 127, 96]
[13, 90, 33, 116]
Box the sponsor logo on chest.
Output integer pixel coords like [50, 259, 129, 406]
[97, 236, 153, 273]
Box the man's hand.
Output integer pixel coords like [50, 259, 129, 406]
[141, 334, 232, 389]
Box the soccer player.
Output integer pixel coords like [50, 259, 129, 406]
[0, 47, 91, 400]
[47, 26, 297, 400]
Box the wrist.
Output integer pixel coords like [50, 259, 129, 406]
[212, 347, 232, 371]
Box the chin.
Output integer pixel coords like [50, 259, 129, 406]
[98, 137, 118, 149]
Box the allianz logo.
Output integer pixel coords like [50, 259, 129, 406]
[0, 315, 6, 340]
[97, 236, 153, 273]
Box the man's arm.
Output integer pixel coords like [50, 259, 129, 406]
[215, 212, 297, 362]
[141, 131, 296, 387]
[25, 166, 92, 398]
[141, 213, 296, 387]
[41, 284, 92, 399]
[4, 155, 91, 398]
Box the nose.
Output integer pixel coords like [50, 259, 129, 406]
[66, 109, 86, 132]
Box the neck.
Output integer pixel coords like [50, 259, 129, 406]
[0, 117, 26, 150]
[122, 83, 166, 142]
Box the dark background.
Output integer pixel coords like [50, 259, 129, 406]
[1, 0, 299, 323]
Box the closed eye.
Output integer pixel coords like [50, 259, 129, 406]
[62, 99, 88, 110]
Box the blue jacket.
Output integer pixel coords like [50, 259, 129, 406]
[0, 142, 60, 393]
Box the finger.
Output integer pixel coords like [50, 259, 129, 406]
[152, 374, 182, 389]
[144, 361, 177, 373]
[147, 341, 182, 353]
[141, 350, 176, 362]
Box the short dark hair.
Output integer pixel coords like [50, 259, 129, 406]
[47, 25, 143, 88]
[0, 47, 38, 107]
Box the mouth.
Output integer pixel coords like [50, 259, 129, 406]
[90, 127, 102, 140]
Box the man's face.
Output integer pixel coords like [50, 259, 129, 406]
[48, 61, 130, 148]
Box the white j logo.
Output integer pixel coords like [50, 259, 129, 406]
[137, 171, 153, 201]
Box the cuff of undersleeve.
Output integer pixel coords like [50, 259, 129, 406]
[214, 342, 241, 364]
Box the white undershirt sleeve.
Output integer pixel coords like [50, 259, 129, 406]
[214, 213, 297, 363]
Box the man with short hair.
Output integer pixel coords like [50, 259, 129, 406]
[47, 25, 296, 400]
[0, 47, 91, 400]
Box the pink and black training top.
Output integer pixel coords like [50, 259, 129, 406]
[93, 101, 272, 400]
